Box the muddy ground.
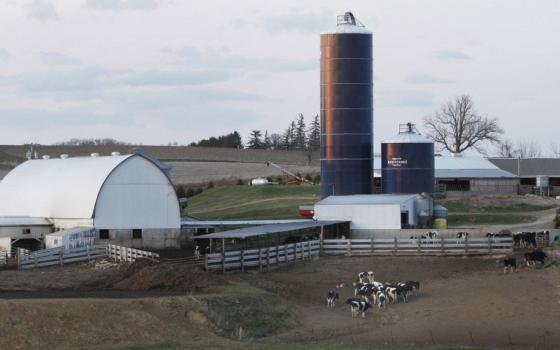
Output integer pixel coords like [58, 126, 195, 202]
[0, 251, 559, 350]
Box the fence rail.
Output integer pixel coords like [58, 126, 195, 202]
[105, 243, 160, 263]
[18, 245, 106, 269]
[322, 237, 513, 256]
[206, 240, 320, 272]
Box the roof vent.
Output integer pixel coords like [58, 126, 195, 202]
[90, 153, 99, 158]
[42, 155, 50, 160]
[60, 154, 69, 159]
[111, 151, 120, 156]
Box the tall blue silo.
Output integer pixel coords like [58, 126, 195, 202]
[382, 123, 435, 194]
[320, 12, 373, 199]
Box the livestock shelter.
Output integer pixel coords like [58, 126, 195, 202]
[193, 220, 349, 252]
[488, 157, 560, 196]
[0, 216, 53, 252]
[373, 155, 519, 196]
[0, 153, 182, 249]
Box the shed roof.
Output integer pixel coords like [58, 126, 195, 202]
[0, 153, 157, 219]
[488, 158, 560, 177]
[182, 219, 314, 227]
[194, 220, 347, 240]
[316, 194, 417, 206]
[0, 216, 52, 226]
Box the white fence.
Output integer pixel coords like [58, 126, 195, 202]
[18, 244, 106, 269]
[106, 243, 160, 263]
[206, 240, 320, 272]
[322, 237, 513, 255]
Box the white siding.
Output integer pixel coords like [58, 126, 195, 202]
[314, 204, 402, 230]
[94, 156, 180, 229]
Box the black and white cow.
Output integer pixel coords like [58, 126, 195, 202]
[326, 290, 339, 308]
[357, 271, 375, 283]
[456, 232, 469, 239]
[345, 298, 372, 318]
[498, 257, 517, 273]
[524, 249, 547, 267]
[375, 290, 387, 309]
[427, 231, 439, 239]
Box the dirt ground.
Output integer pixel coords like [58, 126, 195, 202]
[0, 251, 559, 350]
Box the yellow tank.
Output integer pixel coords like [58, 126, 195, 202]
[434, 218, 448, 229]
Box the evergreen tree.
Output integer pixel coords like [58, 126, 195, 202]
[189, 131, 243, 148]
[246, 130, 264, 149]
[294, 113, 307, 150]
[307, 114, 321, 151]
[263, 130, 272, 149]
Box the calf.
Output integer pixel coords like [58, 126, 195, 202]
[345, 298, 372, 318]
[499, 257, 517, 273]
[357, 271, 375, 284]
[376, 290, 387, 309]
[525, 249, 547, 267]
[326, 290, 339, 308]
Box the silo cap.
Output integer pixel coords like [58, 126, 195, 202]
[321, 11, 371, 34]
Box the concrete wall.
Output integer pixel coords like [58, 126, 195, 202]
[315, 204, 402, 230]
[96, 228, 184, 249]
[442, 178, 519, 197]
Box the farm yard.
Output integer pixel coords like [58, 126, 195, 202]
[0, 251, 558, 350]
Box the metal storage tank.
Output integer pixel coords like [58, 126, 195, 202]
[382, 123, 435, 194]
[320, 12, 373, 199]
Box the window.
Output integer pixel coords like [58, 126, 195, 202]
[132, 229, 142, 239]
[99, 229, 109, 239]
[22, 228, 31, 235]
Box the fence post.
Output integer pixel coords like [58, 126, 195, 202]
[59, 249, 64, 267]
[440, 237, 445, 253]
[241, 249, 245, 272]
[487, 236, 492, 253]
[394, 237, 398, 254]
[465, 237, 469, 253]
[204, 254, 209, 271]
[347, 239, 351, 256]
[371, 238, 374, 254]
[222, 250, 226, 273]
[417, 236, 422, 253]
[266, 247, 270, 268]
[258, 248, 263, 272]
[292, 243, 296, 262]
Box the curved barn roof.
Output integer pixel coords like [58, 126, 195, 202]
[0, 154, 144, 219]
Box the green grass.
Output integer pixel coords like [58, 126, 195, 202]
[437, 200, 557, 213]
[187, 185, 320, 220]
[448, 214, 536, 226]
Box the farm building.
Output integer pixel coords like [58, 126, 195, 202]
[488, 157, 560, 195]
[314, 194, 432, 230]
[0, 153, 182, 250]
[374, 155, 518, 195]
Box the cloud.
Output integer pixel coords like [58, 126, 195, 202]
[405, 73, 452, 84]
[41, 52, 82, 65]
[377, 88, 435, 108]
[86, 0, 160, 11]
[29, 0, 59, 21]
[120, 70, 229, 87]
[0, 49, 8, 60]
[178, 46, 316, 75]
[262, 9, 334, 35]
[434, 50, 472, 61]
[465, 40, 480, 47]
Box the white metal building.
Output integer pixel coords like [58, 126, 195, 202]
[0, 153, 181, 249]
[314, 194, 424, 230]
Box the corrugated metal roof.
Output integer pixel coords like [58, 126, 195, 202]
[0, 216, 52, 226]
[488, 158, 560, 177]
[316, 194, 417, 205]
[193, 220, 347, 239]
[373, 155, 517, 178]
[0, 154, 138, 218]
[182, 219, 314, 227]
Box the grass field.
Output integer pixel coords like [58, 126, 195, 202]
[187, 185, 320, 220]
[447, 214, 537, 226]
[437, 200, 557, 213]
[112, 343, 485, 350]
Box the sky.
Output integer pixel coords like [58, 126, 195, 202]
[0, 0, 559, 154]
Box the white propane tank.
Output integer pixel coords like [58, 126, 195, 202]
[250, 178, 269, 186]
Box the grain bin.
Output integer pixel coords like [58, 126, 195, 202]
[382, 123, 435, 194]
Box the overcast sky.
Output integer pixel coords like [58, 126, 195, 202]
[0, 0, 559, 154]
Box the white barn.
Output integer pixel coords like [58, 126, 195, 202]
[0, 153, 181, 249]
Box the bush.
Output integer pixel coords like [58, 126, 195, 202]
[207, 181, 215, 189]
[313, 174, 321, 184]
[275, 176, 284, 184]
[195, 188, 203, 195]
[236, 179, 244, 186]
[186, 187, 195, 197]
[304, 174, 313, 182]
[175, 186, 186, 198]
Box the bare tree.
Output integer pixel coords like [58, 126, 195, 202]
[515, 140, 541, 158]
[497, 139, 516, 157]
[423, 95, 503, 154]
[550, 142, 560, 158]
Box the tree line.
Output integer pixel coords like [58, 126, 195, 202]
[246, 113, 320, 151]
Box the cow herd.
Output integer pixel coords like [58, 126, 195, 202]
[326, 271, 421, 318]
[498, 248, 549, 273]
